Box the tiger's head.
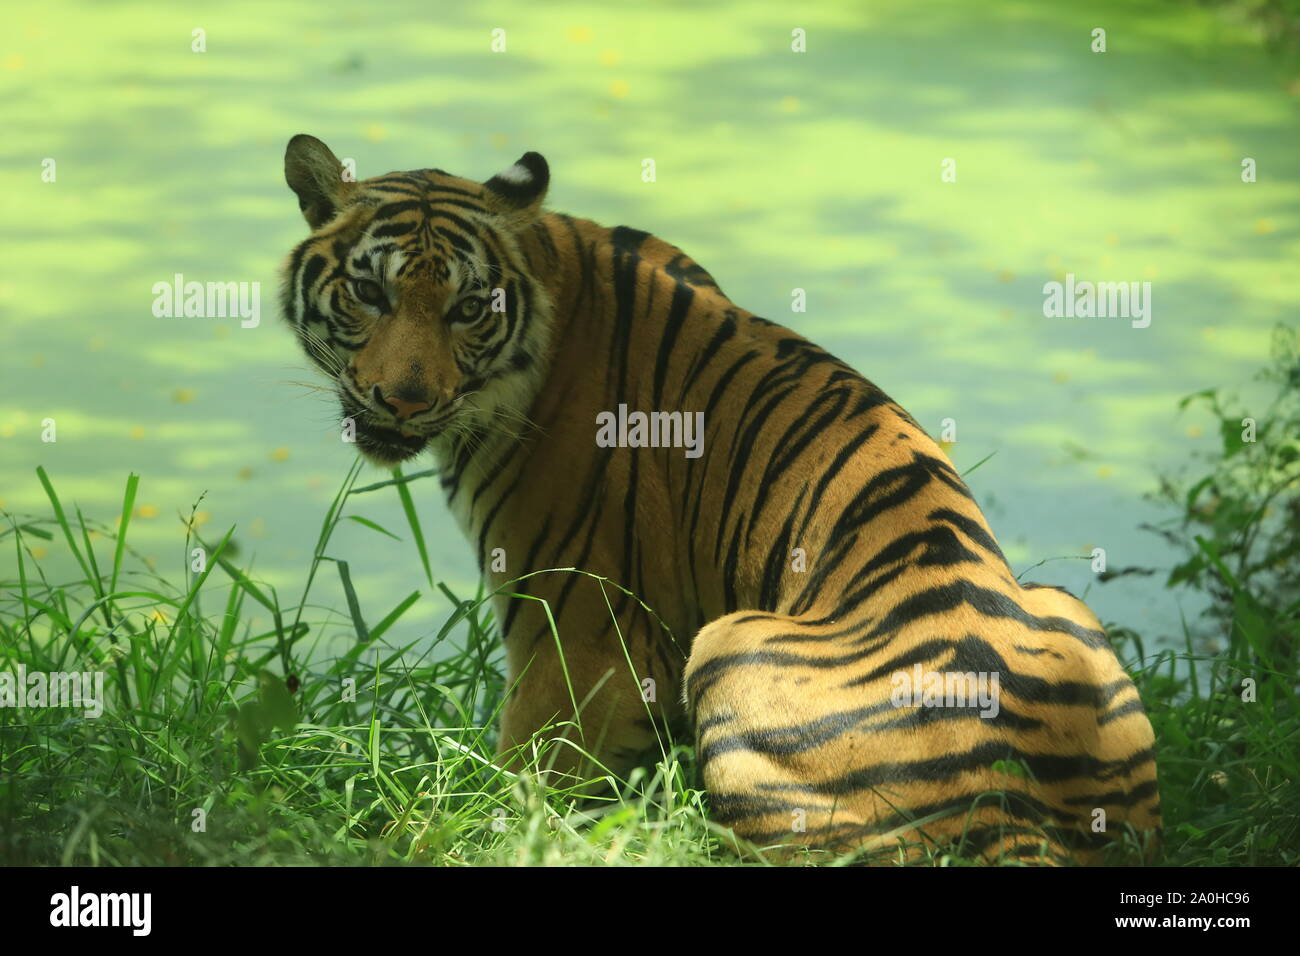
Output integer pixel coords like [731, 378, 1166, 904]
[279, 134, 554, 466]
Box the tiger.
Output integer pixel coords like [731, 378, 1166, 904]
[278, 134, 1161, 864]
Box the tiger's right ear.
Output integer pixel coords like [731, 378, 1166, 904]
[284, 134, 355, 229]
[482, 152, 549, 227]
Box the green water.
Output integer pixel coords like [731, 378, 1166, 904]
[2, 0, 1294, 653]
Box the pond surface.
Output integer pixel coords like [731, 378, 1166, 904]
[3, 0, 1294, 656]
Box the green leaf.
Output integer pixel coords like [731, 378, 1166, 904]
[1219, 418, 1245, 459]
[347, 468, 438, 497]
[960, 450, 997, 478]
[345, 515, 402, 541]
[1184, 475, 1213, 512]
[1167, 555, 1205, 587]
[233, 701, 266, 770]
[392, 466, 433, 587]
[1176, 387, 1216, 412]
[991, 759, 1027, 778]
[330, 557, 371, 643]
[257, 672, 299, 734]
[369, 590, 421, 642]
[35, 466, 95, 586]
[110, 472, 140, 594]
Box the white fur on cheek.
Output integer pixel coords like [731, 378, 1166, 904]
[385, 250, 407, 285]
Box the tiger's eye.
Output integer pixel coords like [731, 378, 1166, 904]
[452, 297, 486, 324]
[351, 278, 386, 307]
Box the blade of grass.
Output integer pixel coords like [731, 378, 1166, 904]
[347, 468, 438, 497]
[327, 557, 370, 644]
[109, 473, 140, 596]
[369, 590, 421, 643]
[961, 450, 997, 478]
[345, 515, 402, 542]
[35, 466, 94, 585]
[391, 466, 433, 588]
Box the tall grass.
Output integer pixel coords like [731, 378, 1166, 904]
[1107, 324, 1300, 865]
[0, 460, 735, 866]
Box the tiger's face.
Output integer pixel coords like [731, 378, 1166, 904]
[279, 135, 553, 466]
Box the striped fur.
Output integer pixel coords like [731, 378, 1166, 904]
[279, 136, 1160, 864]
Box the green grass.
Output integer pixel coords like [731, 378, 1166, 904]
[2, 335, 1297, 866]
[0, 467, 1038, 867]
[0, 463, 732, 866]
[1111, 324, 1300, 865]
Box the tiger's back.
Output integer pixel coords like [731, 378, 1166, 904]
[278, 138, 1160, 864]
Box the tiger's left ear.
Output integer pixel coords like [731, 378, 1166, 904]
[285, 134, 356, 230]
[482, 152, 549, 227]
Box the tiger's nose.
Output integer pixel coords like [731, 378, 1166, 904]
[373, 385, 431, 422]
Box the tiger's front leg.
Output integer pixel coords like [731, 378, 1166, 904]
[494, 577, 686, 786]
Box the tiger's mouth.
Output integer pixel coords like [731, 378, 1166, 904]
[352, 419, 429, 465]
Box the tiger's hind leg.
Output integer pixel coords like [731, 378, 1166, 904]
[684, 610, 890, 858]
[683, 610, 1115, 864]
